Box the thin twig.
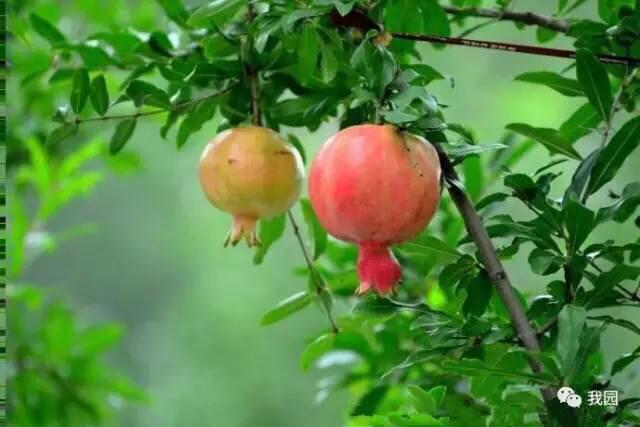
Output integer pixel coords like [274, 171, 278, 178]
[434, 144, 555, 402]
[287, 211, 340, 334]
[75, 84, 236, 124]
[443, 5, 569, 33]
[601, 68, 639, 147]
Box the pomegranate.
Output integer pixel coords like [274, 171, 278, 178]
[309, 124, 441, 295]
[199, 126, 304, 247]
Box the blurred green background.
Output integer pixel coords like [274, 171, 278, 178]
[14, 1, 640, 426]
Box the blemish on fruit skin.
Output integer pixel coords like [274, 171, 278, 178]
[228, 158, 238, 165]
[275, 150, 292, 156]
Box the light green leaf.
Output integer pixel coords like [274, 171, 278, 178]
[401, 235, 461, 260]
[407, 385, 437, 414]
[300, 199, 327, 260]
[559, 103, 600, 143]
[260, 291, 314, 326]
[187, 0, 244, 28]
[557, 304, 586, 375]
[89, 75, 109, 116]
[300, 333, 335, 370]
[575, 49, 613, 121]
[506, 123, 581, 160]
[253, 214, 286, 264]
[384, 0, 423, 32]
[515, 71, 584, 97]
[110, 119, 137, 154]
[442, 359, 556, 384]
[155, 0, 190, 27]
[297, 24, 320, 82]
[47, 123, 78, 146]
[29, 13, 66, 45]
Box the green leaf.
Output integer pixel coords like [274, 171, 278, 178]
[590, 315, 640, 336]
[596, 182, 640, 224]
[611, 346, 640, 376]
[401, 234, 462, 260]
[70, 69, 90, 114]
[461, 272, 493, 318]
[335, 2, 355, 16]
[384, 0, 423, 32]
[155, 0, 190, 27]
[89, 75, 109, 116]
[564, 201, 595, 254]
[300, 333, 335, 370]
[506, 123, 581, 160]
[287, 134, 306, 164]
[420, 0, 450, 36]
[29, 13, 66, 45]
[444, 143, 507, 161]
[125, 80, 172, 109]
[177, 98, 218, 148]
[407, 385, 437, 414]
[586, 116, 640, 195]
[528, 248, 563, 275]
[319, 39, 338, 82]
[586, 265, 640, 309]
[559, 103, 601, 143]
[557, 304, 586, 376]
[515, 71, 584, 97]
[442, 359, 555, 384]
[300, 199, 327, 260]
[564, 148, 602, 203]
[297, 24, 320, 82]
[187, 0, 244, 28]
[110, 118, 137, 154]
[351, 386, 389, 416]
[253, 214, 286, 264]
[438, 255, 477, 290]
[575, 49, 613, 121]
[260, 291, 314, 326]
[47, 123, 79, 146]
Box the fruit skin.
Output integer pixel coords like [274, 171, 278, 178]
[309, 124, 441, 295]
[199, 126, 304, 247]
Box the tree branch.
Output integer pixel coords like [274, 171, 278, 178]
[434, 144, 555, 401]
[443, 5, 569, 33]
[601, 68, 639, 147]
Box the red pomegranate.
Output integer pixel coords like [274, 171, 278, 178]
[309, 124, 441, 295]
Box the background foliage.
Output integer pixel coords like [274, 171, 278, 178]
[8, 0, 640, 426]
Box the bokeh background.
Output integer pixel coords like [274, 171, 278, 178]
[13, 1, 640, 426]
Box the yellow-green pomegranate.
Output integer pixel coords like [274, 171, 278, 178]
[199, 126, 304, 247]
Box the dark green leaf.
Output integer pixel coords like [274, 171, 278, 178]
[586, 265, 640, 308]
[515, 71, 584, 97]
[557, 304, 586, 376]
[253, 214, 286, 264]
[287, 134, 306, 164]
[611, 347, 640, 376]
[586, 116, 640, 195]
[260, 291, 314, 326]
[89, 75, 109, 116]
[559, 103, 601, 142]
[351, 386, 389, 416]
[596, 182, 640, 224]
[442, 359, 555, 384]
[300, 199, 327, 260]
[70, 69, 90, 114]
[177, 98, 218, 148]
[110, 119, 137, 154]
[506, 123, 581, 160]
[528, 248, 563, 275]
[297, 24, 320, 82]
[438, 255, 477, 290]
[564, 201, 595, 254]
[590, 315, 640, 335]
[29, 13, 66, 45]
[401, 234, 461, 260]
[384, 0, 423, 32]
[575, 49, 613, 121]
[461, 272, 493, 318]
[126, 80, 172, 109]
[564, 148, 602, 204]
[46, 123, 78, 146]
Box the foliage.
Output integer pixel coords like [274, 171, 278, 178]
[8, 139, 146, 425]
[10, 0, 640, 426]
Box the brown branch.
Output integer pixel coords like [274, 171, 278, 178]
[434, 144, 555, 401]
[443, 5, 569, 33]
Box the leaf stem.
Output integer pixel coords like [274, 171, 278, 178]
[74, 84, 236, 125]
[287, 211, 339, 334]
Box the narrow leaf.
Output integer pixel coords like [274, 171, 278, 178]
[557, 305, 586, 376]
[300, 199, 327, 260]
[515, 71, 584, 97]
[575, 49, 613, 121]
[260, 291, 314, 326]
[300, 333, 335, 370]
[110, 119, 137, 154]
[253, 214, 286, 265]
[506, 123, 581, 160]
[70, 69, 90, 114]
[564, 201, 595, 254]
[89, 75, 109, 116]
